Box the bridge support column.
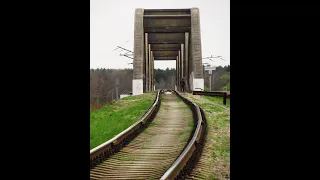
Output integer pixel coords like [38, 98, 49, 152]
[181, 44, 184, 86]
[152, 57, 156, 90]
[133, 8, 144, 95]
[185, 32, 189, 92]
[190, 7, 204, 91]
[152, 57, 156, 91]
[148, 44, 151, 91]
[176, 56, 178, 90]
[151, 51, 154, 91]
[145, 33, 149, 91]
[178, 50, 181, 91]
[176, 55, 180, 90]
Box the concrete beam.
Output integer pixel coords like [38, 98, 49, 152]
[151, 49, 180, 51]
[153, 56, 177, 60]
[148, 33, 185, 43]
[149, 40, 185, 44]
[144, 19, 190, 28]
[144, 26, 191, 33]
[144, 15, 190, 19]
[152, 51, 179, 57]
[150, 44, 181, 51]
[144, 9, 190, 13]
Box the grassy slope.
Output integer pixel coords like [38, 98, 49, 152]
[90, 92, 156, 150]
[183, 93, 230, 180]
[202, 95, 230, 107]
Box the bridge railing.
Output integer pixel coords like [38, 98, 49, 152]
[193, 90, 230, 105]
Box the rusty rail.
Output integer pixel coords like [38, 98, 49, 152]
[160, 90, 207, 180]
[90, 90, 161, 169]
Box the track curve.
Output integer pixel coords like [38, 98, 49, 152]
[90, 93, 194, 179]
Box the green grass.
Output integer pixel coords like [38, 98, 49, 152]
[116, 155, 136, 161]
[149, 121, 160, 127]
[179, 119, 195, 141]
[184, 93, 230, 180]
[188, 119, 194, 127]
[90, 93, 156, 150]
[199, 102, 226, 113]
[201, 96, 230, 107]
[179, 127, 193, 136]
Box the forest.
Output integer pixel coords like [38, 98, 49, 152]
[90, 65, 230, 110]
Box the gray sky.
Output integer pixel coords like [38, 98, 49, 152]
[90, 0, 230, 70]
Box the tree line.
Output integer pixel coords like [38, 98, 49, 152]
[204, 65, 230, 91]
[90, 65, 230, 110]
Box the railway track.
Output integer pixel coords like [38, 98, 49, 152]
[90, 90, 207, 179]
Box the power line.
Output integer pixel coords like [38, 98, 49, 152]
[113, 40, 130, 51]
[115, 45, 134, 62]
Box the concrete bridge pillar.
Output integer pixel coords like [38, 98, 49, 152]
[148, 44, 151, 91]
[178, 50, 181, 87]
[151, 51, 154, 90]
[153, 56, 155, 90]
[176, 55, 180, 90]
[181, 44, 184, 80]
[176, 56, 178, 90]
[145, 33, 149, 91]
[190, 7, 204, 91]
[133, 8, 144, 95]
[185, 32, 189, 91]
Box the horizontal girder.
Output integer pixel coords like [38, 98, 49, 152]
[153, 56, 177, 60]
[152, 51, 179, 57]
[144, 18, 190, 28]
[144, 15, 190, 19]
[144, 26, 190, 33]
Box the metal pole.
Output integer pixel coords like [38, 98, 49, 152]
[209, 74, 211, 91]
[223, 92, 227, 105]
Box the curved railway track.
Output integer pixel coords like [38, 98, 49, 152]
[90, 90, 207, 179]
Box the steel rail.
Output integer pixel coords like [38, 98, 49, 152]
[90, 90, 161, 168]
[160, 90, 206, 179]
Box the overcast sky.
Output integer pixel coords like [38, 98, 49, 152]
[90, 0, 230, 70]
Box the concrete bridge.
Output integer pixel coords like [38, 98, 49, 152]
[132, 8, 204, 95]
